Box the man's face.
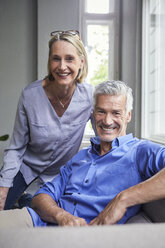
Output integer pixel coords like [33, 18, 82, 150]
[94, 94, 131, 142]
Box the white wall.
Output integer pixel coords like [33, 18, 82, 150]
[0, 0, 37, 164]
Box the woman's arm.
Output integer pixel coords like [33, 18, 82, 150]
[0, 187, 9, 210]
[0, 94, 29, 189]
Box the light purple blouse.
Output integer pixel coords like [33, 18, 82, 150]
[0, 80, 94, 187]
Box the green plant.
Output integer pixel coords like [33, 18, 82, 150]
[0, 134, 9, 141]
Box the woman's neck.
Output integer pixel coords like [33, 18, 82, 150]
[43, 78, 76, 100]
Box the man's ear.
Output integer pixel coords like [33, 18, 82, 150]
[126, 111, 132, 123]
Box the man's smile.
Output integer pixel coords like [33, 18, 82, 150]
[98, 123, 119, 132]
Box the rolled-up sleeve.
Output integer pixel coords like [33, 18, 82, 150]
[34, 160, 72, 203]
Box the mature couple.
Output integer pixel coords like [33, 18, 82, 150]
[1, 80, 165, 227]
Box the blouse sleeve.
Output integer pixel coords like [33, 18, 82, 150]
[0, 91, 29, 187]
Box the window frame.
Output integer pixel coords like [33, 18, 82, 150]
[141, 0, 165, 145]
[79, 0, 120, 80]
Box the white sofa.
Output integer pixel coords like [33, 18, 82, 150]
[0, 199, 165, 248]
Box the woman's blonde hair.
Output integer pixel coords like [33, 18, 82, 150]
[46, 32, 88, 83]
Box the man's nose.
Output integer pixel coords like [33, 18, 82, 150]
[103, 114, 113, 126]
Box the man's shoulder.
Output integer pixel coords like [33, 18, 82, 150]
[136, 139, 164, 153]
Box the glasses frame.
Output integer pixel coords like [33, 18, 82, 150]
[50, 30, 80, 38]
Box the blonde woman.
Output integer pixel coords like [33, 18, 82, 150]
[0, 30, 94, 210]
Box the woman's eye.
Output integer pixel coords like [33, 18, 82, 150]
[66, 56, 74, 61]
[52, 56, 60, 61]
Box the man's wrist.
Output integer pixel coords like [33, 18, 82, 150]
[117, 189, 133, 209]
[54, 208, 68, 224]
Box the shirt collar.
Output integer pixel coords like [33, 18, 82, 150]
[90, 133, 134, 154]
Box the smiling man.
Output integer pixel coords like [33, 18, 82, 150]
[1, 80, 165, 228]
[93, 85, 132, 155]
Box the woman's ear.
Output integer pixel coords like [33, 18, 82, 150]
[80, 55, 84, 68]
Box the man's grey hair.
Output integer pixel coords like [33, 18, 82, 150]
[93, 80, 133, 113]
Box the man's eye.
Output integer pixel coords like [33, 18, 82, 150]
[97, 110, 105, 114]
[114, 112, 120, 116]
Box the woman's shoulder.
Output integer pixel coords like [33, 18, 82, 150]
[19, 80, 43, 104]
[76, 82, 94, 100]
[77, 82, 94, 91]
[23, 80, 43, 92]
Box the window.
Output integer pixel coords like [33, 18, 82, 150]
[80, 0, 120, 86]
[142, 0, 165, 144]
[79, 0, 120, 143]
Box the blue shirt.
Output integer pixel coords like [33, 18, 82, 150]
[0, 80, 94, 187]
[28, 134, 165, 226]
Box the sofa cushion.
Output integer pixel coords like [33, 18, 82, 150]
[142, 199, 165, 223]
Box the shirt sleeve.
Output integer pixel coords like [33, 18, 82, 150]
[0, 91, 29, 187]
[136, 140, 165, 179]
[34, 160, 73, 203]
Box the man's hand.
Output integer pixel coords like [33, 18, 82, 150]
[56, 210, 88, 226]
[89, 193, 127, 225]
[0, 187, 9, 210]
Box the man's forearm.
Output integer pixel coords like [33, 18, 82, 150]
[31, 193, 87, 226]
[31, 193, 65, 224]
[121, 167, 165, 208]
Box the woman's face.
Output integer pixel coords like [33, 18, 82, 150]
[49, 40, 84, 86]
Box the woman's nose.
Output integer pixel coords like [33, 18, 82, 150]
[59, 59, 67, 70]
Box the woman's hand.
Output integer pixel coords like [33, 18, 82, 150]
[0, 187, 9, 210]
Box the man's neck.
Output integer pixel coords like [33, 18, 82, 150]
[100, 141, 112, 156]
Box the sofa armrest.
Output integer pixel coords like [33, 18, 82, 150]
[142, 199, 165, 223]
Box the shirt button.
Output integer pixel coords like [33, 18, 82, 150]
[85, 179, 89, 183]
[93, 162, 96, 166]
